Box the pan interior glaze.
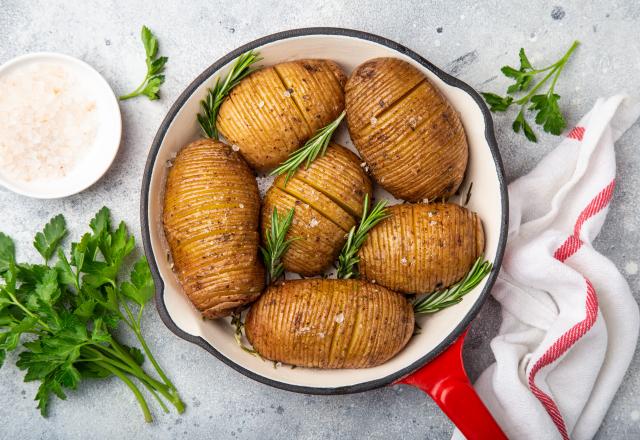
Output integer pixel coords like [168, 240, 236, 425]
[142, 29, 507, 393]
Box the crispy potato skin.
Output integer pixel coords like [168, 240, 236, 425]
[245, 279, 414, 369]
[163, 139, 265, 318]
[359, 203, 484, 294]
[217, 59, 347, 171]
[345, 58, 468, 202]
[261, 144, 372, 276]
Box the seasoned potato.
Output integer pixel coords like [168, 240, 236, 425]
[261, 144, 372, 276]
[217, 59, 347, 171]
[345, 58, 468, 202]
[245, 279, 414, 368]
[359, 203, 484, 294]
[163, 139, 264, 318]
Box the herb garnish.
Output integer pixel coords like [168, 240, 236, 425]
[0, 208, 183, 421]
[120, 26, 168, 101]
[481, 40, 579, 142]
[198, 50, 262, 139]
[336, 194, 390, 279]
[271, 111, 346, 185]
[413, 257, 492, 314]
[260, 207, 298, 284]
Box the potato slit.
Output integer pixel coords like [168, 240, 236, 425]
[363, 79, 426, 130]
[272, 66, 314, 134]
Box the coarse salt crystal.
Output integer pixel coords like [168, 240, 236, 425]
[309, 218, 319, 228]
[401, 257, 408, 265]
[231, 144, 240, 152]
[317, 332, 325, 338]
[0, 61, 98, 183]
[258, 100, 265, 108]
[239, 203, 244, 209]
[370, 116, 378, 125]
[334, 312, 344, 324]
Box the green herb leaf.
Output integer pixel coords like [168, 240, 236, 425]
[33, 215, 67, 262]
[198, 50, 262, 139]
[413, 257, 492, 314]
[0, 232, 15, 274]
[512, 109, 537, 142]
[480, 93, 513, 112]
[271, 111, 345, 184]
[120, 257, 154, 306]
[482, 40, 579, 142]
[119, 25, 168, 101]
[336, 194, 390, 279]
[530, 93, 566, 135]
[260, 207, 298, 283]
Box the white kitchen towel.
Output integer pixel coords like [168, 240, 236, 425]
[453, 95, 640, 440]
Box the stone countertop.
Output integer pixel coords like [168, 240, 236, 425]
[1, 0, 639, 438]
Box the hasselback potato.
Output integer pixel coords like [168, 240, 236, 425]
[217, 59, 347, 171]
[163, 139, 264, 318]
[261, 143, 372, 276]
[245, 279, 414, 368]
[345, 57, 468, 202]
[359, 203, 484, 294]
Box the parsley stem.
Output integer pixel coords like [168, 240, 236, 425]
[123, 301, 184, 398]
[95, 360, 152, 422]
[5, 290, 51, 332]
[119, 80, 147, 101]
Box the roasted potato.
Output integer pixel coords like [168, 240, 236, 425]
[261, 143, 372, 276]
[217, 59, 347, 171]
[245, 279, 414, 368]
[345, 58, 468, 202]
[359, 203, 484, 294]
[163, 139, 264, 318]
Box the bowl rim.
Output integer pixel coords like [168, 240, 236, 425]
[0, 51, 122, 199]
[140, 27, 509, 394]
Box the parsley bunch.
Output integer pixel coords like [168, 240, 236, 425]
[0, 208, 183, 422]
[119, 25, 168, 101]
[482, 40, 579, 142]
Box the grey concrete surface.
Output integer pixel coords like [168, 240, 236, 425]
[1, 0, 639, 438]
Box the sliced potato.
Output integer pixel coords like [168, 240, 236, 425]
[245, 279, 414, 369]
[163, 139, 264, 318]
[261, 144, 372, 276]
[358, 203, 484, 294]
[217, 59, 347, 171]
[346, 57, 468, 202]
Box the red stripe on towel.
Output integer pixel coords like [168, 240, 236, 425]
[528, 179, 615, 439]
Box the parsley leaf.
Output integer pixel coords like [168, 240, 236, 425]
[119, 25, 168, 101]
[33, 215, 67, 262]
[0, 232, 15, 274]
[482, 41, 579, 142]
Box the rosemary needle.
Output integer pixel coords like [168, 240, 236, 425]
[271, 110, 346, 184]
[413, 257, 493, 314]
[336, 194, 390, 279]
[197, 50, 262, 139]
[260, 206, 298, 284]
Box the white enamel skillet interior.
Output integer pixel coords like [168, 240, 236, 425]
[141, 28, 508, 394]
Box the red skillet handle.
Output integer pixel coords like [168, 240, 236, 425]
[395, 329, 507, 440]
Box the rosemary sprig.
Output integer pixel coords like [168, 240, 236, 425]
[271, 110, 346, 185]
[231, 312, 261, 358]
[413, 257, 493, 314]
[197, 50, 262, 139]
[336, 194, 390, 279]
[260, 207, 298, 284]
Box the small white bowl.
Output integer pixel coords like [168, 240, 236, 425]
[0, 52, 121, 199]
